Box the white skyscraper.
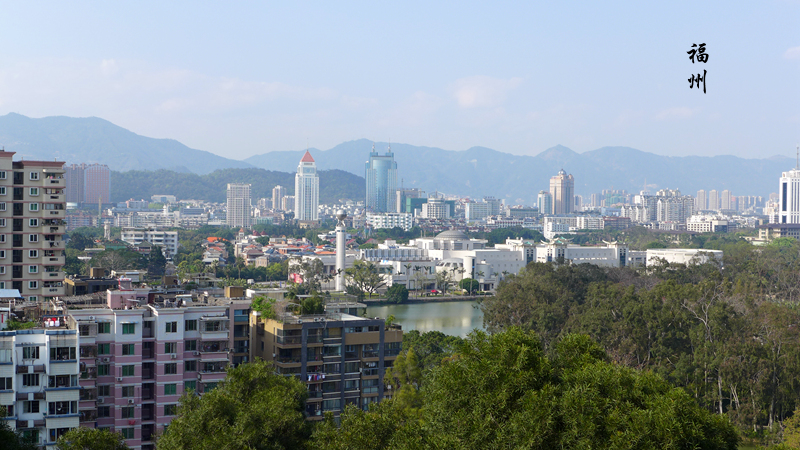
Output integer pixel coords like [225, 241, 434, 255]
[779, 168, 800, 223]
[696, 189, 706, 210]
[272, 185, 286, 211]
[708, 189, 719, 210]
[227, 183, 252, 227]
[295, 150, 319, 221]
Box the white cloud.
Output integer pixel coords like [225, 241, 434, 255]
[655, 107, 698, 120]
[784, 46, 800, 59]
[450, 75, 522, 108]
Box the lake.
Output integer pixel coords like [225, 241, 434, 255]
[366, 300, 484, 338]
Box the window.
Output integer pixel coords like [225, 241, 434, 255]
[185, 340, 196, 351]
[0, 377, 11, 390]
[0, 251, 4, 259]
[164, 404, 177, 416]
[164, 363, 177, 375]
[204, 320, 224, 332]
[121, 406, 134, 419]
[22, 374, 39, 386]
[164, 342, 176, 353]
[120, 428, 134, 440]
[122, 323, 135, 334]
[122, 386, 134, 397]
[28, 250, 38, 258]
[122, 344, 135, 356]
[165, 322, 177, 333]
[22, 346, 39, 359]
[28, 203, 38, 212]
[48, 400, 76, 416]
[0, 236, 5, 244]
[0, 203, 5, 211]
[28, 234, 37, 242]
[28, 296, 36, 302]
[121, 365, 135, 377]
[97, 343, 110, 355]
[98, 385, 111, 397]
[98, 322, 111, 334]
[97, 406, 111, 418]
[184, 319, 197, 331]
[28, 219, 38, 227]
[29, 172, 39, 181]
[164, 384, 177, 395]
[97, 364, 109, 376]
[0, 219, 5, 227]
[28, 281, 38, 289]
[184, 380, 197, 392]
[29, 188, 38, 196]
[184, 360, 196, 372]
[23, 400, 39, 413]
[50, 346, 76, 361]
[0, 282, 5, 289]
[0, 172, 5, 180]
[28, 265, 37, 274]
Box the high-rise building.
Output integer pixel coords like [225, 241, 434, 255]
[272, 185, 286, 211]
[365, 145, 397, 213]
[779, 168, 800, 223]
[708, 190, 719, 210]
[84, 164, 110, 205]
[395, 188, 423, 213]
[282, 195, 295, 213]
[549, 169, 574, 215]
[483, 197, 504, 216]
[720, 190, 732, 210]
[64, 163, 110, 205]
[538, 191, 553, 215]
[0, 151, 66, 302]
[295, 151, 319, 221]
[696, 190, 706, 210]
[226, 183, 251, 228]
[250, 305, 402, 421]
[65, 163, 85, 204]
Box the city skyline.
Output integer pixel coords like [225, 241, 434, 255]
[0, 3, 797, 161]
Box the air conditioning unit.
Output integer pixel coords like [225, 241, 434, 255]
[170, 354, 177, 359]
[193, 351, 199, 356]
[127, 399, 135, 404]
[88, 316, 94, 320]
[116, 377, 123, 382]
[102, 357, 110, 363]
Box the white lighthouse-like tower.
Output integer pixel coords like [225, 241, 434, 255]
[335, 210, 347, 291]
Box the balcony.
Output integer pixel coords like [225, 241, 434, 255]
[79, 410, 97, 422]
[79, 388, 97, 401]
[79, 367, 97, 380]
[276, 335, 302, 345]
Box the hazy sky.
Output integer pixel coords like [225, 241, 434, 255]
[0, 1, 798, 160]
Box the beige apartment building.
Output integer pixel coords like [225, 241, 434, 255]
[0, 152, 66, 302]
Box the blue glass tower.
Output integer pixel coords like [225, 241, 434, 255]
[365, 144, 398, 213]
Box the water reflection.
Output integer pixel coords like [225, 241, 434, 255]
[366, 300, 484, 338]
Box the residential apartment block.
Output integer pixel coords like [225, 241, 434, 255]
[0, 152, 66, 302]
[120, 228, 179, 260]
[250, 302, 402, 419]
[0, 324, 81, 448]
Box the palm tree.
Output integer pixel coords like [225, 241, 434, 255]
[501, 270, 509, 280]
[475, 270, 485, 293]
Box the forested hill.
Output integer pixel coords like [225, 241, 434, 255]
[110, 168, 365, 204]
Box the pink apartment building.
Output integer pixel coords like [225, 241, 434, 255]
[62, 281, 234, 450]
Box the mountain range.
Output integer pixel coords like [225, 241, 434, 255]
[0, 113, 791, 205]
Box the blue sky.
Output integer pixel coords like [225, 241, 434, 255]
[0, 1, 797, 160]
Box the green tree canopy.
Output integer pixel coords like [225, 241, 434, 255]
[385, 284, 409, 304]
[313, 328, 740, 450]
[157, 359, 310, 450]
[56, 427, 130, 450]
